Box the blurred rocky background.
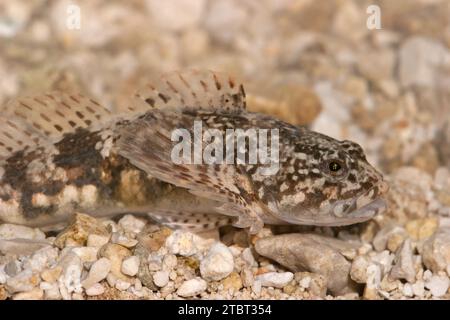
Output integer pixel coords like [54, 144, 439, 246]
[1, 0, 450, 300]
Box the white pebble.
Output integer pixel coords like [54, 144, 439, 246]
[177, 278, 207, 297]
[162, 254, 178, 271]
[153, 270, 169, 288]
[299, 276, 311, 289]
[86, 234, 110, 247]
[0, 224, 45, 240]
[425, 275, 450, 297]
[58, 252, 83, 295]
[85, 283, 105, 296]
[23, 246, 59, 273]
[165, 230, 198, 257]
[200, 242, 234, 281]
[134, 278, 142, 291]
[106, 273, 117, 287]
[82, 258, 111, 289]
[423, 269, 433, 281]
[121, 256, 139, 277]
[118, 215, 146, 233]
[115, 279, 131, 291]
[402, 283, 413, 297]
[256, 272, 294, 288]
[6, 269, 39, 293]
[241, 248, 256, 267]
[412, 280, 425, 297]
[252, 280, 262, 296]
[0, 265, 7, 284]
[72, 247, 99, 263]
[111, 232, 138, 248]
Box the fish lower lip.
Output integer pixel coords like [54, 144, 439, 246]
[347, 197, 386, 219]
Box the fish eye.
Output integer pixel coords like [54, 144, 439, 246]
[326, 159, 347, 177]
[329, 161, 341, 172]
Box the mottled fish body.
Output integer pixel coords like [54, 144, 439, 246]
[0, 70, 388, 233]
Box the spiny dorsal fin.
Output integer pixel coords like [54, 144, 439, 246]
[1, 92, 114, 142]
[133, 70, 246, 113]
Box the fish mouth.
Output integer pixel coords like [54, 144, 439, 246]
[275, 183, 388, 227]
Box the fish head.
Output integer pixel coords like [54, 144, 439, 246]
[268, 133, 389, 226]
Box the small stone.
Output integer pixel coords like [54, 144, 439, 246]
[200, 243, 234, 281]
[54, 213, 110, 248]
[380, 275, 400, 292]
[121, 256, 139, 277]
[425, 275, 450, 297]
[176, 278, 207, 297]
[72, 247, 98, 263]
[145, 0, 205, 32]
[134, 245, 157, 291]
[58, 251, 83, 295]
[85, 283, 105, 296]
[422, 231, 450, 273]
[41, 266, 62, 283]
[365, 264, 382, 300]
[399, 36, 450, 88]
[241, 268, 254, 288]
[256, 272, 294, 289]
[221, 272, 243, 291]
[402, 283, 413, 297]
[255, 233, 354, 295]
[0, 224, 45, 240]
[0, 286, 7, 300]
[106, 273, 117, 287]
[81, 258, 111, 289]
[162, 254, 177, 271]
[41, 281, 61, 300]
[111, 232, 138, 248]
[299, 276, 311, 289]
[137, 227, 172, 252]
[12, 288, 44, 300]
[423, 270, 433, 281]
[241, 248, 257, 267]
[153, 270, 169, 288]
[6, 269, 40, 293]
[372, 225, 407, 252]
[371, 250, 395, 275]
[165, 230, 199, 257]
[390, 239, 416, 283]
[350, 256, 371, 283]
[98, 244, 132, 282]
[118, 215, 146, 234]
[251, 280, 262, 297]
[86, 234, 110, 248]
[115, 279, 131, 291]
[5, 260, 21, 277]
[412, 280, 425, 297]
[405, 218, 438, 241]
[23, 247, 59, 273]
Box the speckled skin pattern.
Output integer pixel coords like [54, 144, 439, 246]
[0, 70, 388, 233]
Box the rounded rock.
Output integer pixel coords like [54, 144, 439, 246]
[176, 278, 207, 297]
[153, 270, 169, 288]
[121, 256, 140, 277]
[200, 242, 234, 281]
[255, 272, 294, 288]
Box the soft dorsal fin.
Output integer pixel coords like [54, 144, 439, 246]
[0, 116, 53, 161]
[0, 92, 114, 142]
[133, 70, 246, 112]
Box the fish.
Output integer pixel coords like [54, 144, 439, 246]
[0, 70, 389, 234]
